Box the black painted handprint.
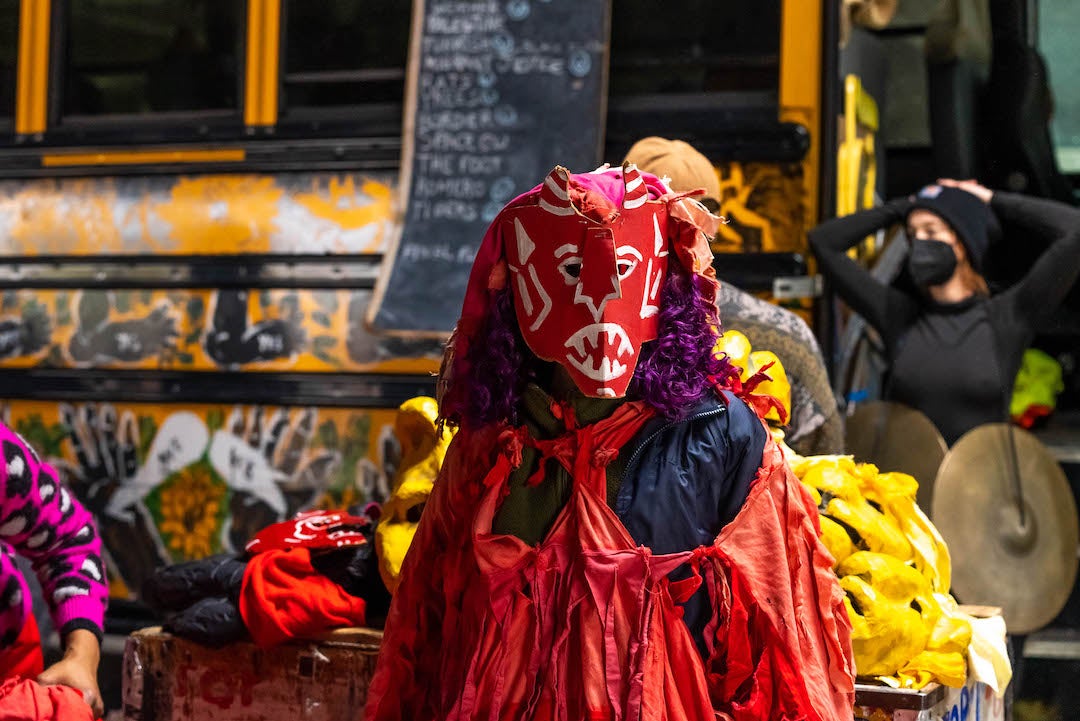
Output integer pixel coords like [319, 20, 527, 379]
[205, 291, 307, 368]
[0, 300, 51, 359]
[68, 292, 178, 364]
[57, 404, 184, 595]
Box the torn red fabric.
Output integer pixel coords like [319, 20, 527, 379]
[238, 548, 367, 649]
[722, 362, 790, 426]
[364, 405, 854, 720]
[0, 677, 93, 721]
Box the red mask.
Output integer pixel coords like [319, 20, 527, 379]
[245, 509, 372, 553]
[503, 166, 669, 398]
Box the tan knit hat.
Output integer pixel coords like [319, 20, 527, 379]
[623, 137, 720, 204]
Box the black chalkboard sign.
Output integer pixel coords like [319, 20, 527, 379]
[369, 0, 610, 336]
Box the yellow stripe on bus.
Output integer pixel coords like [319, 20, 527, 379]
[244, 0, 266, 126]
[42, 149, 246, 167]
[16, 0, 51, 135]
[244, 0, 280, 127]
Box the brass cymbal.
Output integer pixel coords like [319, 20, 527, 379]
[932, 423, 1079, 634]
[845, 401, 948, 511]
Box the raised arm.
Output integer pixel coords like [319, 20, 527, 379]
[990, 191, 1080, 321]
[808, 199, 919, 343]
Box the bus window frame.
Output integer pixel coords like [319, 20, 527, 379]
[0, 0, 409, 161]
[0, 0, 15, 129]
[40, 0, 249, 145]
[270, 0, 408, 140]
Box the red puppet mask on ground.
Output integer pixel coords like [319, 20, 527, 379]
[503, 165, 670, 398]
[245, 509, 371, 553]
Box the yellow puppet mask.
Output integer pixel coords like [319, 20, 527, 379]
[375, 397, 455, 594]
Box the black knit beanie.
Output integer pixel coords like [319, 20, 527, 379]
[907, 185, 992, 271]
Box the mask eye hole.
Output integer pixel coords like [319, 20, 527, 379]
[616, 259, 637, 280]
[559, 258, 583, 284]
[405, 502, 426, 524]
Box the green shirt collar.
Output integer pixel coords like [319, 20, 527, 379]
[520, 383, 626, 438]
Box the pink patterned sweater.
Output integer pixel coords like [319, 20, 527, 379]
[0, 423, 107, 648]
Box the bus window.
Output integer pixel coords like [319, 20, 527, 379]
[58, 0, 243, 119]
[609, 1, 781, 98]
[281, 0, 410, 112]
[0, 0, 16, 126]
[1038, 0, 1080, 174]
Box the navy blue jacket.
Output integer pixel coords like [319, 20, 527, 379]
[615, 390, 767, 653]
[615, 391, 767, 553]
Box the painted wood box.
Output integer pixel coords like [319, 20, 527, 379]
[121, 626, 383, 720]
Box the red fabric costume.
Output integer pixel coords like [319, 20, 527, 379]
[0, 615, 44, 681]
[365, 166, 854, 720]
[0, 677, 94, 721]
[365, 418, 853, 721]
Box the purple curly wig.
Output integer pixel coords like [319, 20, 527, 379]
[454, 259, 735, 428]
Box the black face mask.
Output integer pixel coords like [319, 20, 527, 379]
[907, 240, 958, 287]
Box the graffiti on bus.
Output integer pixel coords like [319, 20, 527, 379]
[7, 400, 400, 599]
[0, 288, 445, 373]
[712, 161, 806, 254]
[0, 173, 397, 256]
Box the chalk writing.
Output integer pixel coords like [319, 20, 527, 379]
[371, 0, 609, 333]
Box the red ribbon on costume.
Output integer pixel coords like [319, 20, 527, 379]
[717, 361, 789, 425]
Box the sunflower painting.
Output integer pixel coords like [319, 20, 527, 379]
[155, 460, 228, 561]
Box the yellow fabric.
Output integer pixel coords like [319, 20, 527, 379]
[862, 470, 951, 593]
[376, 397, 455, 593]
[789, 455, 995, 688]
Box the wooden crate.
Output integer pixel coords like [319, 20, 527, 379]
[854, 677, 1005, 721]
[122, 627, 383, 721]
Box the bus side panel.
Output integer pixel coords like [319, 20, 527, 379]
[0, 288, 442, 374]
[0, 172, 397, 256]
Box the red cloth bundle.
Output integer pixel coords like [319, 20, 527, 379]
[239, 547, 367, 649]
[0, 677, 93, 721]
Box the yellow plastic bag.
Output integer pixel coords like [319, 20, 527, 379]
[795, 457, 913, 567]
[819, 516, 855, 565]
[837, 552, 968, 682]
[895, 650, 967, 689]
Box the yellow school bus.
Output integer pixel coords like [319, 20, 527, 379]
[0, 0, 844, 618]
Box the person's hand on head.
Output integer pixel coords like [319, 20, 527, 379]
[937, 178, 993, 204]
[37, 628, 104, 718]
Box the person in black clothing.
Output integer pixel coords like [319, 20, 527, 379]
[810, 179, 1080, 446]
